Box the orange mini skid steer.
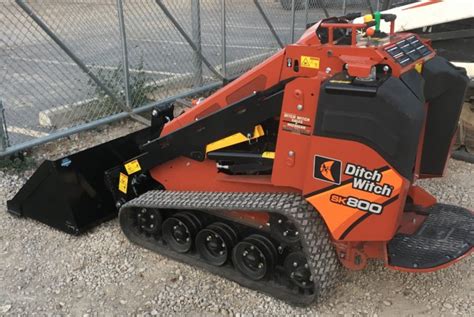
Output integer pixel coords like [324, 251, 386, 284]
[7, 14, 473, 305]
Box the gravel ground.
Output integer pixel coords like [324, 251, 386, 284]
[0, 122, 472, 316]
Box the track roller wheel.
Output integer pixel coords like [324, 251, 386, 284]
[136, 208, 162, 235]
[270, 215, 300, 244]
[178, 211, 203, 234]
[284, 251, 313, 289]
[232, 234, 277, 281]
[196, 222, 238, 266]
[162, 212, 201, 253]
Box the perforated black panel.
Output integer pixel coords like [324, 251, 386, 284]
[385, 35, 432, 67]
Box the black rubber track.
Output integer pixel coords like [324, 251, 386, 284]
[119, 191, 341, 306]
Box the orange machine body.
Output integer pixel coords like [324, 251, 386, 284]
[149, 20, 469, 271]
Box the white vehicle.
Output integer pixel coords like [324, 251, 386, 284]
[356, 0, 474, 81]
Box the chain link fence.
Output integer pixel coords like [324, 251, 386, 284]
[0, 0, 391, 156]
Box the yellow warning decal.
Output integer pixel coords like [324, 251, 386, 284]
[300, 56, 320, 69]
[262, 151, 275, 159]
[329, 80, 352, 84]
[118, 172, 128, 194]
[206, 125, 265, 154]
[415, 63, 423, 73]
[124, 159, 141, 175]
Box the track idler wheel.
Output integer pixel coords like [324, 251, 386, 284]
[270, 215, 300, 244]
[162, 212, 202, 253]
[136, 208, 162, 236]
[196, 222, 238, 266]
[232, 234, 277, 281]
[284, 251, 313, 289]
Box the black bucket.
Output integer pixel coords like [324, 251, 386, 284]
[7, 128, 149, 235]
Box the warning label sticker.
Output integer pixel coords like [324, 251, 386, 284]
[300, 56, 320, 69]
[124, 159, 141, 175]
[118, 172, 128, 194]
[282, 112, 312, 135]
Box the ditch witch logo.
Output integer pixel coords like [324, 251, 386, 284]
[314, 156, 393, 197]
[345, 163, 393, 197]
[314, 155, 342, 184]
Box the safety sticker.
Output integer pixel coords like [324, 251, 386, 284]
[300, 55, 320, 69]
[282, 112, 312, 135]
[124, 159, 141, 175]
[118, 172, 128, 194]
[415, 63, 423, 73]
[329, 79, 352, 84]
[261, 151, 275, 159]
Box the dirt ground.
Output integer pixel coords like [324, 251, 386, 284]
[0, 122, 472, 316]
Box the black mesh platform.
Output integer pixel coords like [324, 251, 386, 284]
[388, 204, 473, 269]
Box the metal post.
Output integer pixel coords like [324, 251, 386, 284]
[154, 0, 223, 80]
[304, 0, 309, 28]
[290, 0, 296, 43]
[191, 0, 203, 87]
[342, 0, 347, 15]
[253, 0, 284, 48]
[221, 0, 227, 81]
[366, 0, 375, 14]
[382, 0, 393, 10]
[15, 0, 148, 125]
[0, 100, 9, 152]
[116, 0, 132, 109]
[315, 0, 329, 18]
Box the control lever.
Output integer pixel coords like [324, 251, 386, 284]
[342, 12, 362, 21]
[381, 13, 397, 22]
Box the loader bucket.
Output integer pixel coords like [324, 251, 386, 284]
[7, 128, 148, 235]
